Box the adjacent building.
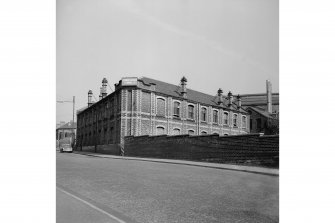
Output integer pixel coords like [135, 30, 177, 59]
[238, 80, 279, 134]
[76, 76, 250, 152]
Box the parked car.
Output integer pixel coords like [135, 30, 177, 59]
[60, 143, 73, 153]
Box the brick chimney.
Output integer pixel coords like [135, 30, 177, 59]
[101, 78, 108, 98]
[266, 80, 273, 114]
[87, 90, 93, 107]
[180, 76, 187, 98]
[217, 88, 223, 105]
[237, 94, 242, 110]
[227, 91, 233, 108]
[99, 87, 102, 101]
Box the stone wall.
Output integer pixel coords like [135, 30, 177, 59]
[124, 133, 279, 168]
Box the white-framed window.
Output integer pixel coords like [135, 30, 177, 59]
[201, 131, 208, 135]
[188, 104, 195, 119]
[223, 133, 229, 136]
[233, 114, 238, 127]
[156, 97, 166, 117]
[201, 107, 207, 122]
[173, 101, 181, 117]
[223, 112, 229, 125]
[242, 115, 247, 128]
[173, 128, 181, 135]
[156, 126, 165, 135]
[213, 109, 218, 123]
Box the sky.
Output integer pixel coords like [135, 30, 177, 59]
[57, 0, 279, 124]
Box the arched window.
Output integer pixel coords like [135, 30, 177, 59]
[188, 129, 195, 135]
[213, 110, 218, 123]
[156, 126, 165, 135]
[157, 98, 166, 116]
[201, 131, 207, 135]
[223, 112, 229, 125]
[173, 128, 180, 135]
[173, 101, 180, 117]
[223, 133, 229, 136]
[201, 107, 207, 122]
[188, 105, 194, 119]
[242, 116, 247, 128]
[233, 114, 238, 127]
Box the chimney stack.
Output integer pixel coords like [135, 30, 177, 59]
[101, 78, 108, 98]
[237, 94, 242, 110]
[180, 76, 187, 98]
[266, 80, 273, 114]
[227, 91, 233, 108]
[87, 90, 93, 107]
[99, 87, 102, 101]
[217, 88, 223, 105]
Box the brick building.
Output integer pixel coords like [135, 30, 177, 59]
[76, 77, 250, 153]
[237, 80, 279, 134]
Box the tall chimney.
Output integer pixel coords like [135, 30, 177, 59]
[217, 88, 223, 105]
[101, 78, 108, 98]
[227, 91, 233, 108]
[266, 80, 273, 113]
[180, 76, 187, 98]
[88, 90, 93, 107]
[99, 87, 102, 101]
[237, 94, 242, 110]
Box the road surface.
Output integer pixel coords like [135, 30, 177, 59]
[57, 152, 279, 223]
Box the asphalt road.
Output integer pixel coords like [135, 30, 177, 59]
[57, 152, 279, 223]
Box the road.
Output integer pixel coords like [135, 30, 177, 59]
[57, 152, 279, 223]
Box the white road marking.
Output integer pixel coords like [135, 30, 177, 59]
[57, 187, 127, 223]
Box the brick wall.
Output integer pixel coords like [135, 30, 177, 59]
[124, 134, 279, 168]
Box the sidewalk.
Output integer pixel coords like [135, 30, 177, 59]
[73, 151, 279, 176]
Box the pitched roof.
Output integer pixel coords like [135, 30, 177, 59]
[139, 77, 246, 112]
[57, 122, 77, 130]
[237, 93, 279, 106]
[247, 106, 276, 119]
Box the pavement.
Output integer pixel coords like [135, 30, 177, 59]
[57, 152, 279, 223]
[73, 150, 279, 176]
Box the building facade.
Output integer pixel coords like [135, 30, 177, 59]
[76, 77, 250, 151]
[238, 80, 279, 134]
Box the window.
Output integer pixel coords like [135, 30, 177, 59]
[201, 107, 207, 122]
[157, 98, 166, 116]
[173, 101, 180, 117]
[242, 116, 247, 128]
[233, 114, 238, 127]
[256, 118, 261, 130]
[223, 112, 229, 125]
[188, 130, 195, 135]
[156, 126, 165, 135]
[188, 105, 194, 119]
[224, 133, 229, 136]
[173, 128, 181, 135]
[213, 110, 218, 123]
[201, 131, 207, 135]
[250, 119, 253, 130]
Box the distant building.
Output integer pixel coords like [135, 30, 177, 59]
[237, 80, 279, 134]
[76, 77, 250, 152]
[56, 121, 66, 129]
[56, 121, 77, 141]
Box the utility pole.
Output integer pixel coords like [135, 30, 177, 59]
[57, 96, 76, 123]
[73, 96, 75, 123]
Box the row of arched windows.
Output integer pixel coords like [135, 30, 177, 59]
[155, 126, 230, 136]
[155, 98, 247, 128]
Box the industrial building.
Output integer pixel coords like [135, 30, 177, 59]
[76, 76, 250, 154]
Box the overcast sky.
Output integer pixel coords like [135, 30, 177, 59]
[57, 0, 278, 124]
